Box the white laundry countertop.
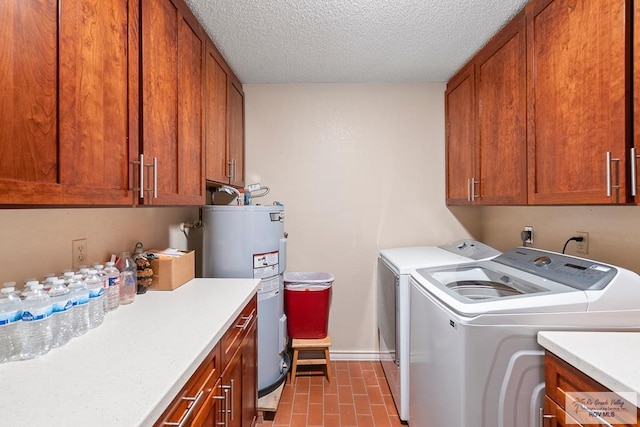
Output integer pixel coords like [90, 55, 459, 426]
[538, 331, 640, 400]
[0, 278, 260, 426]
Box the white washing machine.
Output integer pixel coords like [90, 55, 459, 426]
[377, 240, 500, 422]
[409, 247, 640, 427]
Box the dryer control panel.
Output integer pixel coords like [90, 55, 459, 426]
[494, 247, 618, 291]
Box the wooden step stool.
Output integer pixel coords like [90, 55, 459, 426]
[289, 335, 333, 383]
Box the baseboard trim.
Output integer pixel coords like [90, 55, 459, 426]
[328, 350, 382, 361]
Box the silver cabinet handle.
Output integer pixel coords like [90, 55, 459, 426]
[153, 156, 158, 199]
[467, 178, 471, 202]
[231, 159, 237, 182]
[135, 155, 158, 200]
[230, 379, 235, 421]
[471, 178, 478, 201]
[235, 313, 254, 330]
[139, 154, 145, 199]
[163, 390, 204, 427]
[632, 148, 638, 197]
[212, 393, 226, 427]
[539, 407, 555, 427]
[220, 384, 231, 426]
[606, 151, 620, 198]
[227, 160, 233, 180]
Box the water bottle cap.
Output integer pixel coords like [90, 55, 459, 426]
[88, 269, 98, 275]
[31, 284, 44, 290]
[53, 279, 65, 285]
[106, 261, 115, 267]
[95, 264, 104, 269]
[44, 276, 58, 283]
[72, 274, 83, 280]
[2, 281, 16, 287]
[25, 280, 39, 288]
[1, 287, 14, 294]
[63, 271, 74, 278]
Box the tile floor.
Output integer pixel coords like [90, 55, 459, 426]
[256, 360, 405, 427]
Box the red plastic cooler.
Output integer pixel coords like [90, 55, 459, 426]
[284, 272, 334, 339]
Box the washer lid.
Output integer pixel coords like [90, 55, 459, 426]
[412, 261, 589, 316]
[379, 240, 499, 275]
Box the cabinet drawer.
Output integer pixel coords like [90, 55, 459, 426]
[155, 343, 221, 426]
[543, 395, 581, 426]
[545, 352, 610, 407]
[221, 295, 257, 367]
[545, 352, 639, 426]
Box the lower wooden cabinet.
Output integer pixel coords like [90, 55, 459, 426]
[219, 295, 257, 427]
[154, 342, 222, 426]
[542, 351, 639, 427]
[192, 378, 223, 427]
[155, 294, 257, 427]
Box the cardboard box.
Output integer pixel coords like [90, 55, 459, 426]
[149, 249, 195, 291]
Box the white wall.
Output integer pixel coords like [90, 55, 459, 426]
[0, 207, 198, 285]
[244, 83, 479, 358]
[481, 205, 640, 273]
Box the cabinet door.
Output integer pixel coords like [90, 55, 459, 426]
[0, 0, 136, 205]
[205, 40, 230, 184]
[155, 343, 221, 427]
[192, 378, 223, 427]
[445, 65, 477, 205]
[219, 298, 257, 427]
[228, 79, 245, 188]
[220, 353, 243, 427]
[527, 0, 630, 204]
[141, 0, 205, 205]
[241, 311, 257, 427]
[634, 1, 640, 200]
[476, 13, 527, 205]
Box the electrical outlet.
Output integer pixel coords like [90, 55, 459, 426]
[576, 231, 589, 254]
[72, 238, 88, 270]
[523, 226, 533, 244]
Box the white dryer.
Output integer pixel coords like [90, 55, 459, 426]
[377, 240, 500, 422]
[409, 247, 640, 427]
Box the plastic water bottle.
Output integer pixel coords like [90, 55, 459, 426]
[42, 274, 57, 293]
[104, 262, 121, 312]
[21, 280, 40, 299]
[62, 271, 74, 286]
[78, 267, 90, 280]
[0, 287, 22, 363]
[116, 252, 136, 305]
[85, 269, 104, 329]
[2, 281, 20, 299]
[48, 279, 73, 348]
[20, 284, 53, 360]
[67, 274, 90, 337]
[94, 264, 109, 313]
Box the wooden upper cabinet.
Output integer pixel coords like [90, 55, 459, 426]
[204, 39, 245, 188]
[476, 12, 527, 205]
[445, 65, 477, 205]
[446, 11, 527, 206]
[205, 40, 230, 184]
[634, 1, 640, 201]
[228, 79, 245, 188]
[526, 0, 630, 204]
[141, 0, 205, 205]
[0, 0, 136, 205]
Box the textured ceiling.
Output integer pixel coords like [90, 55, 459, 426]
[184, 0, 529, 84]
